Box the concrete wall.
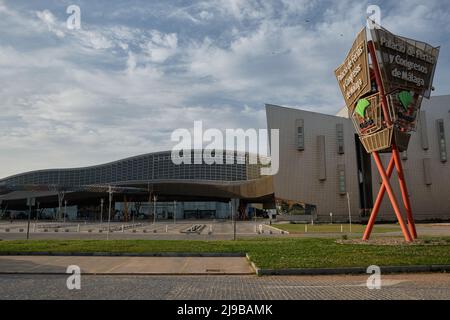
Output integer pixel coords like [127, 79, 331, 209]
[374, 95, 450, 221]
[266, 104, 360, 222]
[266, 95, 450, 223]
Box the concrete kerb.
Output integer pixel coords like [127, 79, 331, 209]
[0, 252, 246, 258]
[1, 252, 450, 276]
[254, 265, 450, 276]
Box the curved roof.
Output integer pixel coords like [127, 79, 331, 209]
[0, 150, 274, 208]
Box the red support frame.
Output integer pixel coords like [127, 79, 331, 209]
[362, 41, 417, 242]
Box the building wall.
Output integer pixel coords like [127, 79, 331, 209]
[374, 95, 450, 221]
[266, 95, 450, 222]
[266, 104, 360, 222]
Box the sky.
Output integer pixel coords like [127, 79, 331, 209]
[0, 0, 449, 178]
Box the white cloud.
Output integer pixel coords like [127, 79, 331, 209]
[0, 0, 449, 178]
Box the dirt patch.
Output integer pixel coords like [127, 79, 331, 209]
[336, 237, 450, 246]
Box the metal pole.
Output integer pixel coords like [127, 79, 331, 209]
[174, 200, 176, 224]
[373, 152, 412, 242]
[153, 195, 157, 225]
[64, 200, 67, 223]
[36, 201, 40, 226]
[107, 187, 112, 240]
[100, 198, 104, 224]
[232, 200, 237, 241]
[392, 146, 417, 238]
[346, 192, 352, 233]
[366, 40, 416, 241]
[26, 201, 31, 240]
[363, 156, 395, 240]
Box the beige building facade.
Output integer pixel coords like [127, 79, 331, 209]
[266, 94, 450, 223]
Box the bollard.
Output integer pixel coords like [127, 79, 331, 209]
[259, 224, 263, 234]
[166, 225, 168, 233]
[341, 224, 343, 233]
[305, 224, 307, 233]
[122, 225, 124, 233]
[209, 225, 212, 233]
[77, 224, 80, 233]
[33, 223, 36, 233]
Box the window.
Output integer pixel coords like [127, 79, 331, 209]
[338, 165, 346, 194]
[336, 123, 345, 154]
[437, 119, 447, 162]
[401, 151, 408, 160]
[296, 119, 304, 151]
[423, 158, 432, 185]
[420, 111, 429, 150]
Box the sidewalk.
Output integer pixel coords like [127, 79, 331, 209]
[0, 255, 254, 275]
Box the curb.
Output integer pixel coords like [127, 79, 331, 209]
[254, 265, 450, 276]
[0, 271, 255, 276]
[0, 252, 246, 258]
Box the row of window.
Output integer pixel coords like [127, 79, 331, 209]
[296, 119, 345, 155]
[2, 152, 261, 186]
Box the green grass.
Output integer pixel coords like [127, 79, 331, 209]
[1, 238, 450, 269]
[273, 223, 399, 234]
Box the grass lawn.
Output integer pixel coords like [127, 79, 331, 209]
[1, 238, 450, 269]
[273, 223, 399, 234]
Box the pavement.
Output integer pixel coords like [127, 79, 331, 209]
[0, 255, 254, 275]
[1, 273, 449, 300]
[1, 221, 450, 240]
[0, 220, 287, 240]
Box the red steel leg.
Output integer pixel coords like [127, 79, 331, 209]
[373, 152, 413, 242]
[363, 154, 395, 240]
[392, 145, 418, 239]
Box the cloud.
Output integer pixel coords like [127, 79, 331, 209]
[0, 0, 449, 178]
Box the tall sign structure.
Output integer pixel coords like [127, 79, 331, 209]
[335, 22, 440, 242]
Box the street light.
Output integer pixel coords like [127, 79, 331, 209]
[107, 186, 113, 240]
[174, 200, 177, 224]
[100, 198, 104, 224]
[346, 192, 352, 233]
[153, 195, 158, 225]
[64, 200, 67, 223]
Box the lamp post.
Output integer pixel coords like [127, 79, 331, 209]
[100, 198, 104, 224]
[64, 200, 67, 223]
[173, 200, 177, 224]
[346, 192, 352, 233]
[107, 186, 113, 240]
[26, 197, 34, 240]
[153, 195, 158, 225]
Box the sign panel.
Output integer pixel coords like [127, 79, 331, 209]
[370, 25, 440, 98]
[335, 28, 372, 112]
[387, 90, 423, 132]
[351, 93, 383, 136]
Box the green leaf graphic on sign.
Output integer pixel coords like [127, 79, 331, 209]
[356, 99, 370, 118]
[398, 91, 412, 109]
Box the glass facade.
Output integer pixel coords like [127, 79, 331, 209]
[0, 151, 263, 186]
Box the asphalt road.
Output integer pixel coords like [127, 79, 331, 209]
[1, 273, 449, 300]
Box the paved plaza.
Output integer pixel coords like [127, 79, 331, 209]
[0, 273, 449, 300]
[1, 220, 450, 240]
[0, 255, 253, 275]
[0, 220, 287, 240]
